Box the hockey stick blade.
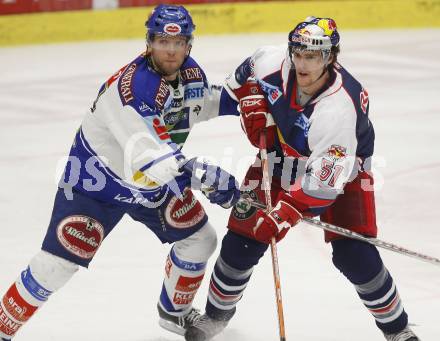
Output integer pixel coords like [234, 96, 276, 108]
[238, 195, 440, 267]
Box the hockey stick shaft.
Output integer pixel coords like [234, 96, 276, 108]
[241, 196, 440, 267]
[302, 217, 440, 267]
[259, 130, 287, 341]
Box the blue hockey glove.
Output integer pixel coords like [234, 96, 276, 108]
[179, 157, 240, 208]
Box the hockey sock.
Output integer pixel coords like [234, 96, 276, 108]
[206, 256, 252, 319]
[0, 251, 78, 339]
[0, 268, 47, 339]
[206, 231, 267, 319]
[355, 265, 408, 334]
[159, 221, 217, 316]
[332, 239, 408, 334]
[159, 247, 206, 316]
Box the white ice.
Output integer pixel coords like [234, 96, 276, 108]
[0, 30, 439, 341]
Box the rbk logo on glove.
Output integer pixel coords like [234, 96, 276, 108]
[233, 79, 276, 148]
[241, 98, 265, 109]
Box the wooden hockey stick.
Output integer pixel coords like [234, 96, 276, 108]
[240, 194, 440, 267]
[259, 129, 287, 341]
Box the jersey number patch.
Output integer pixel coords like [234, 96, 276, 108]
[315, 159, 344, 187]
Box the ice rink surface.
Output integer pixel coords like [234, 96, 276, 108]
[1, 29, 439, 340]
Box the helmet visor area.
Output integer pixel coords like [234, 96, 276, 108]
[149, 34, 191, 52]
[290, 47, 331, 71]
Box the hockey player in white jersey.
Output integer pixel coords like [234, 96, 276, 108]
[185, 17, 420, 341]
[0, 5, 240, 340]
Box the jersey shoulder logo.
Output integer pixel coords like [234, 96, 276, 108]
[119, 63, 137, 104]
[258, 79, 282, 104]
[181, 67, 203, 82]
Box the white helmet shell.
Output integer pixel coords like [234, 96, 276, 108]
[288, 17, 339, 52]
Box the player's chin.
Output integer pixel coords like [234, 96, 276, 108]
[162, 62, 182, 75]
[296, 77, 311, 87]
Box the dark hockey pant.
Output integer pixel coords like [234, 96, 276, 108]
[205, 163, 409, 334]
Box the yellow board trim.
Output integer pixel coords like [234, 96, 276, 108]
[1, 0, 440, 46]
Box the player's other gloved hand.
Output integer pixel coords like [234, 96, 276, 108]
[253, 192, 302, 244]
[180, 157, 240, 209]
[232, 79, 276, 149]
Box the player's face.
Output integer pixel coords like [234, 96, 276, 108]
[150, 35, 190, 80]
[292, 50, 326, 88]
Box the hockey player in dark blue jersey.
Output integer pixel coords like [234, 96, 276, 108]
[0, 5, 240, 340]
[185, 17, 419, 341]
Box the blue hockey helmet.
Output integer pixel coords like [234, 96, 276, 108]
[288, 16, 340, 64]
[145, 5, 195, 43]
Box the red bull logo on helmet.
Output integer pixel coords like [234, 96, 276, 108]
[327, 19, 337, 31]
[298, 28, 311, 36]
[317, 18, 337, 37]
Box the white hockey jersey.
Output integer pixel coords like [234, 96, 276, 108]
[226, 45, 374, 215]
[61, 53, 238, 206]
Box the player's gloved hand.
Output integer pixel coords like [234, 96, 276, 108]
[233, 79, 276, 149]
[180, 157, 240, 209]
[253, 192, 302, 244]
